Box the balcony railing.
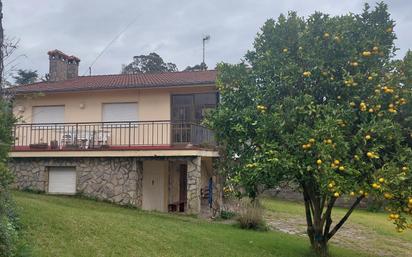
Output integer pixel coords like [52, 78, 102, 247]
[11, 120, 215, 151]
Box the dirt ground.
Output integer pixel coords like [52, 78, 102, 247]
[264, 210, 412, 257]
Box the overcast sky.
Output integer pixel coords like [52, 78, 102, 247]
[3, 0, 411, 80]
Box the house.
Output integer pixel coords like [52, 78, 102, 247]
[8, 50, 222, 216]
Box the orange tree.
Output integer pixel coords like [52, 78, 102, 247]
[208, 2, 412, 256]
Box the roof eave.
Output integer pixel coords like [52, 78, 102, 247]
[11, 81, 217, 95]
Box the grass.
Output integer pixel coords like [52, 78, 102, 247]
[13, 191, 371, 257]
[262, 197, 412, 257]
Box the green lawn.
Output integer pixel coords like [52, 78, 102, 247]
[13, 191, 371, 257]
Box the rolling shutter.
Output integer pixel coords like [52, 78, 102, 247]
[102, 103, 138, 122]
[48, 167, 77, 194]
[32, 106, 65, 123]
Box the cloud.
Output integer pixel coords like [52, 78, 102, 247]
[3, 0, 410, 80]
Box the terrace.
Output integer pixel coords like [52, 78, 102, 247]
[11, 120, 216, 152]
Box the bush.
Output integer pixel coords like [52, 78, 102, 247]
[220, 210, 236, 220]
[0, 215, 18, 257]
[236, 199, 267, 231]
[0, 170, 21, 257]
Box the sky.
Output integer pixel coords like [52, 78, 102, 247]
[3, 0, 411, 81]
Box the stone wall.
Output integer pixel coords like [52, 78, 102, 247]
[264, 186, 373, 209]
[187, 157, 201, 214]
[8, 157, 143, 207]
[9, 156, 220, 215]
[9, 158, 48, 191]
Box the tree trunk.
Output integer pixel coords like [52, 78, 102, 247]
[303, 185, 331, 257]
[307, 215, 329, 257]
[302, 183, 364, 257]
[312, 238, 328, 257]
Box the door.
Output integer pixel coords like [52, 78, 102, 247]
[179, 164, 187, 204]
[171, 93, 218, 144]
[178, 164, 188, 212]
[171, 95, 194, 144]
[48, 167, 76, 194]
[142, 161, 167, 211]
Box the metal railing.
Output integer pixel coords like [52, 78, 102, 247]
[12, 120, 215, 151]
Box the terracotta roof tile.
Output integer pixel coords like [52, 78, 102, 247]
[11, 70, 217, 94]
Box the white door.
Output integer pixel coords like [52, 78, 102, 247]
[142, 161, 167, 211]
[48, 167, 77, 194]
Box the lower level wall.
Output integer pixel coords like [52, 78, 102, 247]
[8, 157, 142, 207]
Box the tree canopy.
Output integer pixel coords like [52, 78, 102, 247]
[184, 62, 208, 72]
[12, 69, 38, 85]
[121, 52, 177, 74]
[209, 2, 412, 256]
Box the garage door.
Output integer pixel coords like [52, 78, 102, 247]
[48, 167, 77, 194]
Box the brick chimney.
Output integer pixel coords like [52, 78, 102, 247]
[48, 50, 80, 81]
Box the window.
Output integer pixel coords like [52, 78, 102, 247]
[194, 93, 218, 121]
[32, 106, 65, 123]
[102, 103, 138, 122]
[171, 92, 218, 122]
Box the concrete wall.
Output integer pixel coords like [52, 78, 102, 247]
[13, 86, 216, 123]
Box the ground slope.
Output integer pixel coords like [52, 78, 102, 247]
[14, 192, 370, 257]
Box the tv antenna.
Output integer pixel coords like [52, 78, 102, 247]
[202, 35, 210, 70]
[84, 16, 139, 76]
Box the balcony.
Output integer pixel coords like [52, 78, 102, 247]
[12, 121, 216, 152]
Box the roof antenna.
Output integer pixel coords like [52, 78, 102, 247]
[84, 16, 139, 76]
[202, 35, 210, 71]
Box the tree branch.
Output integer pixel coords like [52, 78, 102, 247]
[302, 186, 315, 246]
[327, 196, 364, 240]
[322, 197, 336, 237]
[321, 196, 336, 227]
[320, 194, 326, 215]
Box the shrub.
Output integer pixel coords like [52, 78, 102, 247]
[220, 210, 236, 220]
[236, 199, 267, 231]
[0, 168, 20, 257]
[0, 215, 18, 257]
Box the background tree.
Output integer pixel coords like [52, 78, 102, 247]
[184, 62, 208, 72]
[121, 52, 177, 74]
[12, 69, 38, 85]
[209, 3, 412, 256]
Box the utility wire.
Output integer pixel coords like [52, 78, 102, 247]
[83, 16, 139, 76]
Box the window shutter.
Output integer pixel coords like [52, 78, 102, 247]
[32, 106, 65, 123]
[102, 103, 138, 122]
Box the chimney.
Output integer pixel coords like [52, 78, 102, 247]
[67, 56, 80, 79]
[48, 50, 80, 81]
